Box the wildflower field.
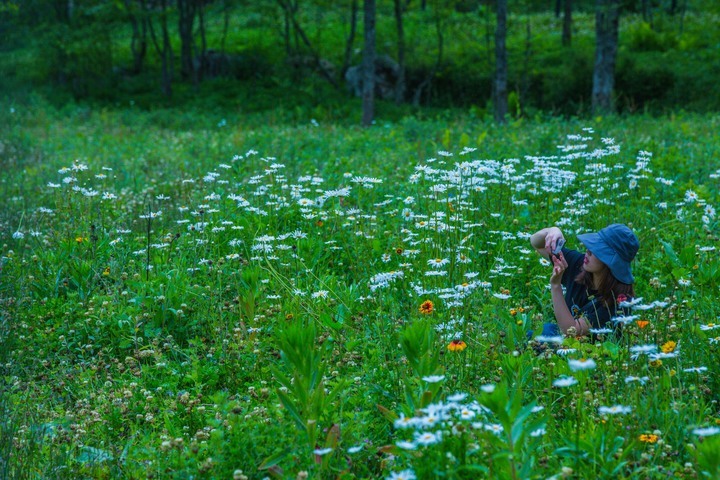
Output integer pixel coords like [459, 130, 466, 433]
[2, 103, 720, 479]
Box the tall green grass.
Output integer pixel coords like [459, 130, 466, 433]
[1, 98, 719, 478]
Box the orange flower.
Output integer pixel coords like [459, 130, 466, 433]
[75, 236, 86, 243]
[637, 320, 650, 329]
[315, 220, 324, 227]
[395, 248, 404, 255]
[510, 308, 518, 316]
[447, 340, 467, 352]
[419, 300, 434, 315]
[639, 434, 659, 443]
[661, 341, 677, 353]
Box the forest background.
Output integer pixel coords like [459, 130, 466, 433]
[2, 0, 720, 122]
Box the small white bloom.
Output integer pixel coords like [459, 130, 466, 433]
[553, 376, 578, 388]
[483, 423, 504, 435]
[624, 376, 649, 385]
[387, 469, 417, 480]
[414, 431, 440, 446]
[556, 348, 577, 356]
[568, 358, 597, 371]
[536, 335, 564, 344]
[598, 405, 632, 415]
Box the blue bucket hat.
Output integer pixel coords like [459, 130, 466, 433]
[577, 224, 639, 284]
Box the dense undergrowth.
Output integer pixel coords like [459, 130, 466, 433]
[1, 3, 720, 118]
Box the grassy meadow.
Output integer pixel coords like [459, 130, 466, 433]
[2, 99, 720, 479]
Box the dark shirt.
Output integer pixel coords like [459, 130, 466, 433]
[559, 247, 614, 330]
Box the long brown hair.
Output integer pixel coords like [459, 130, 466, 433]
[575, 266, 635, 310]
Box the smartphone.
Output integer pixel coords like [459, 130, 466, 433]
[552, 238, 565, 256]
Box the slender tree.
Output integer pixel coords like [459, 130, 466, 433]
[196, 0, 207, 83]
[592, 0, 620, 114]
[393, 0, 406, 104]
[147, 0, 173, 96]
[220, 0, 231, 54]
[276, 0, 338, 87]
[413, 0, 445, 106]
[340, 0, 359, 79]
[494, 0, 508, 123]
[177, 0, 196, 80]
[562, 0, 572, 46]
[123, 0, 148, 74]
[362, 0, 376, 126]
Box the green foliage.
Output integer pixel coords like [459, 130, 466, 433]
[616, 56, 676, 112]
[694, 434, 720, 478]
[2, 3, 720, 115]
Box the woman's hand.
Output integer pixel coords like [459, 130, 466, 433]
[544, 228, 565, 257]
[550, 251, 568, 286]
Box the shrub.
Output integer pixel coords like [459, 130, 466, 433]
[615, 56, 676, 112]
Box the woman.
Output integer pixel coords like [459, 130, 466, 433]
[530, 224, 639, 336]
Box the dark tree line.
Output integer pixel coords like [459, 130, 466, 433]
[0, 0, 699, 124]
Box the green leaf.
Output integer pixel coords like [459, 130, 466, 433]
[672, 267, 689, 280]
[275, 389, 306, 431]
[660, 239, 680, 266]
[77, 446, 113, 464]
[377, 404, 399, 423]
[258, 447, 292, 471]
[319, 312, 343, 331]
[335, 304, 348, 325]
[603, 341, 620, 359]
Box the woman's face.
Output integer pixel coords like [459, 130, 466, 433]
[583, 249, 606, 274]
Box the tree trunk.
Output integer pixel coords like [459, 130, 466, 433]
[679, 0, 687, 34]
[282, 2, 292, 55]
[562, 0, 572, 47]
[148, 0, 173, 96]
[413, 3, 443, 106]
[124, 0, 148, 74]
[393, 0, 406, 104]
[520, 18, 531, 117]
[494, 0, 508, 124]
[341, 0, 359, 78]
[197, 0, 207, 83]
[555, 0, 561, 18]
[177, 0, 196, 80]
[221, 0, 230, 54]
[592, 0, 619, 114]
[362, 0, 376, 127]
